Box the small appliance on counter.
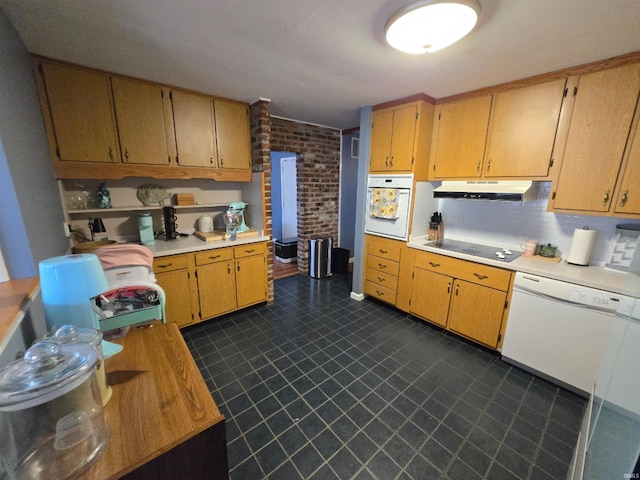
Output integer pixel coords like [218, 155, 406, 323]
[228, 201, 249, 233]
[162, 206, 178, 240]
[137, 212, 155, 246]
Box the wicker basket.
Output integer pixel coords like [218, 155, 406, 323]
[71, 240, 117, 254]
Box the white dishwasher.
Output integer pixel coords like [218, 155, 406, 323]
[501, 272, 631, 395]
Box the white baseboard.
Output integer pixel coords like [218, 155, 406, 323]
[350, 291, 365, 301]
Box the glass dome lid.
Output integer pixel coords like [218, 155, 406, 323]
[0, 341, 97, 410]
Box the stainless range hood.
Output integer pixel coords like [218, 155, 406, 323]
[433, 180, 538, 202]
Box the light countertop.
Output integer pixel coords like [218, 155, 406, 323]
[145, 234, 271, 257]
[408, 236, 640, 297]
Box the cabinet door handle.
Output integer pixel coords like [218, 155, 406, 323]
[108, 146, 114, 160]
[385, 156, 389, 167]
[455, 284, 459, 296]
[486, 158, 491, 173]
[210, 157, 214, 165]
[390, 156, 394, 168]
[620, 190, 628, 207]
[602, 189, 610, 206]
[476, 159, 481, 173]
[428, 261, 440, 268]
[378, 263, 387, 269]
[209, 254, 221, 260]
[376, 290, 384, 296]
[157, 263, 173, 269]
[227, 264, 231, 274]
[473, 273, 488, 280]
[245, 249, 255, 254]
[237, 263, 240, 272]
[447, 282, 451, 294]
[220, 157, 224, 166]
[124, 148, 130, 161]
[378, 249, 388, 254]
[377, 276, 385, 282]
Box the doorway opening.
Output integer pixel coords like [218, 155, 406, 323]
[271, 151, 298, 279]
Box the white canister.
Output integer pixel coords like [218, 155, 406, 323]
[198, 215, 214, 233]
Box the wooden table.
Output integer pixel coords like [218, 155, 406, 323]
[81, 322, 228, 479]
[0, 277, 39, 353]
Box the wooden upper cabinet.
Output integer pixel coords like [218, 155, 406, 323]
[111, 78, 172, 165]
[484, 79, 566, 178]
[430, 95, 492, 179]
[171, 89, 217, 168]
[38, 61, 120, 163]
[614, 113, 640, 215]
[370, 103, 419, 173]
[214, 100, 252, 170]
[370, 110, 394, 172]
[550, 63, 640, 213]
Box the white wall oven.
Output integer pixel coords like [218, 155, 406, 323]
[364, 174, 413, 241]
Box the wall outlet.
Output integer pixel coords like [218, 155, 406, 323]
[63, 222, 71, 237]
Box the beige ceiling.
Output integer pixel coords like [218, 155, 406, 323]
[2, 0, 640, 129]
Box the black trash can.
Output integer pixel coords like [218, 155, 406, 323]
[309, 236, 333, 278]
[332, 248, 350, 274]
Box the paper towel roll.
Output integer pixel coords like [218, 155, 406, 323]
[566, 227, 597, 266]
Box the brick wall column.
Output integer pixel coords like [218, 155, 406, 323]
[250, 99, 274, 304]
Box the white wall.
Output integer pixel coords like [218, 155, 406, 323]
[436, 182, 624, 265]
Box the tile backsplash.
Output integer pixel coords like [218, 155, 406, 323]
[436, 182, 627, 265]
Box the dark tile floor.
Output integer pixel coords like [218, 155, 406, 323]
[182, 273, 586, 480]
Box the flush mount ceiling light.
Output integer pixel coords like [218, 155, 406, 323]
[385, 0, 481, 54]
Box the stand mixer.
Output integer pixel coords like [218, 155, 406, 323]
[223, 210, 241, 241]
[228, 201, 249, 233]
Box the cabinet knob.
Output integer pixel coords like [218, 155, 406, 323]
[602, 189, 610, 206]
[473, 273, 488, 280]
[620, 190, 629, 207]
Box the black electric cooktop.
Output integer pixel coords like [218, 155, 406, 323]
[428, 238, 521, 263]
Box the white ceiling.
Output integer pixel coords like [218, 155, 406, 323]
[2, 0, 640, 130]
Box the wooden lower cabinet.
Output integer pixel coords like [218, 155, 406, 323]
[410, 268, 451, 327]
[236, 254, 269, 308]
[447, 279, 508, 348]
[408, 251, 513, 349]
[154, 254, 197, 328]
[198, 261, 237, 319]
[364, 235, 403, 305]
[154, 242, 268, 327]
